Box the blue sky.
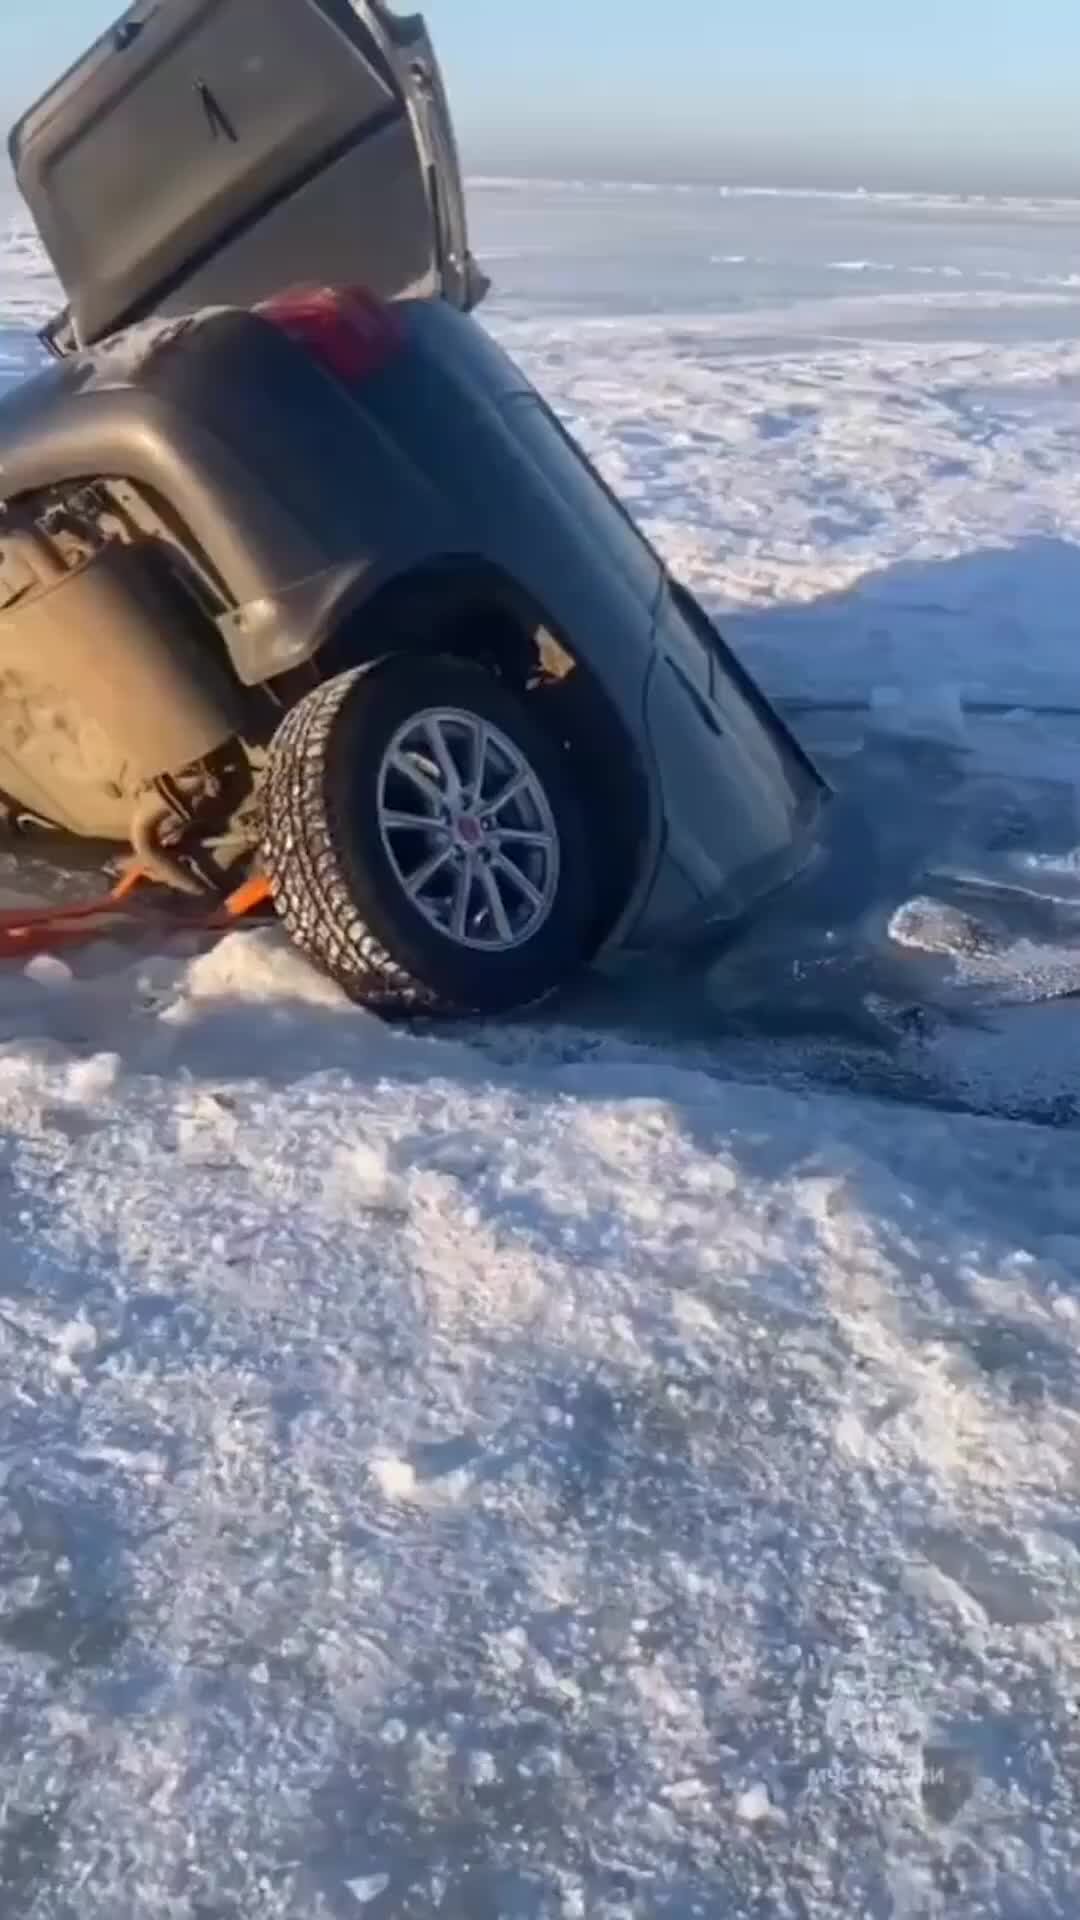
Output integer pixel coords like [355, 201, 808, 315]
[4, 1, 1078, 193]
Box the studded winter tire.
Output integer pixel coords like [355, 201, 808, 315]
[259, 657, 596, 1014]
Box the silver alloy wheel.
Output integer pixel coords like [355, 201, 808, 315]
[376, 706, 561, 952]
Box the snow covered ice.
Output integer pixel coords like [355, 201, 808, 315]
[3, 179, 1080, 1916]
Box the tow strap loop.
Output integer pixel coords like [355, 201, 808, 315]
[0, 870, 273, 962]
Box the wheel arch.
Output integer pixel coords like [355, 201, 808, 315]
[317, 556, 653, 946]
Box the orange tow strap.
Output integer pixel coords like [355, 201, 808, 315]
[0, 869, 273, 963]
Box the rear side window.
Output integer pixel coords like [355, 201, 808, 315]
[502, 395, 662, 613]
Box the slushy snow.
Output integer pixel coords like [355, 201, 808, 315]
[3, 930, 1080, 1915]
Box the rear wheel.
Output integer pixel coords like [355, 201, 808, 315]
[259, 657, 596, 1014]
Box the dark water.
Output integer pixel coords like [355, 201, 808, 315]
[459, 704, 1080, 1126]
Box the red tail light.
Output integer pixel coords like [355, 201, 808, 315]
[257, 284, 405, 384]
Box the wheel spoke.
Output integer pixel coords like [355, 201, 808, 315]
[404, 844, 455, 899]
[424, 718, 463, 805]
[488, 769, 529, 817]
[382, 809, 445, 834]
[390, 752, 444, 812]
[466, 719, 488, 805]
[492, 827, 554, 850]
[479, 862, 514, 944]
[494, 854, 544, 911]
[450, 859, 474, 940]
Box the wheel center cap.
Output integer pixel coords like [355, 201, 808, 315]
[456, 813, 483, 849]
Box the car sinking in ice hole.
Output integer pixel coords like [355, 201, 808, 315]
[0, 0, 827, 1014]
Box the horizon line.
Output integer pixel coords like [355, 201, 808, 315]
[465, 172, 1080, 209]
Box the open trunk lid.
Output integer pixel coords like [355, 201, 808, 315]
[10, 0, 486, 350]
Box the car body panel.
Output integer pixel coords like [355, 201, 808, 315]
[10, 0, 484, 350]
[0, 297, 825, 949]
[0, 309, 452, 627]
[637, 592, 821, 939]
[354, 302, 826, 943]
